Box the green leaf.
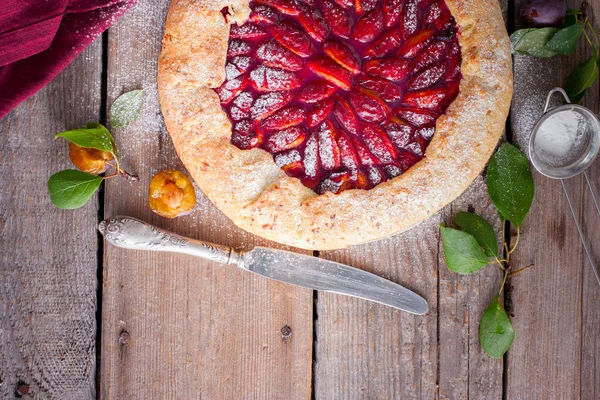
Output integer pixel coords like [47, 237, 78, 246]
[85, 122, 118, 157]
[48, 170, 103, 209]
[498, 209, 507, 224]
[456, 212, 498, 258]
[440, 226, 490, 274]
[55, 124, 115, 153]
[511, 28, 560, 58]
[110, 89, 144, 128]
[487, 143, 535, 228]
[545, 22, 585, 55]
[566, 55, 599, 99]
[479, 296, 515, 358]
[510, 29, 536, 54]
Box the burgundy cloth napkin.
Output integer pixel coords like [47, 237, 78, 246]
[0, 0, 136, 119]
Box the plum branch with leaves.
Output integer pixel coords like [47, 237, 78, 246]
[511, 1, 599, 102]
[48, 89, 144, 209]
[440, 143, 535, 358]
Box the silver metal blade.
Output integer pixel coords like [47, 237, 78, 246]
[241, 247, 428, 315]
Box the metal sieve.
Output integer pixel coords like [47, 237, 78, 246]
[529, 87, 600, 287]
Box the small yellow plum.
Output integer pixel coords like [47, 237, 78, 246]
[69, 143, 114, 174]
[148, 169, 196, 218]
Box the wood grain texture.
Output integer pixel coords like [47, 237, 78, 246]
[578, 6, 600, 400]
[314, 219, 439, 399]
[314, 1, 507, 397]
[581, 163, 600, 383]
[437, 178, 504, 400]
[99, 1, 312, 399]
[507, 1, 600, 398]
[314, 178, 504, 400]
[581, 160, 600, 399]
[0, 41, 102, 398]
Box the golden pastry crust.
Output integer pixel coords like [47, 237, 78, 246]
[157, 0, 513, 250]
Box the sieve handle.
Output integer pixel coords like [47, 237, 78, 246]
[560, 180, 600, 288]
[584, 171, 600, 217]
[543, 87, 571, 114]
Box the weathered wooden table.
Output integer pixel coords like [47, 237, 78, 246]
[1, 0, 599, 398]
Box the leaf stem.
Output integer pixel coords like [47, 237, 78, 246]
[107, 155, 139, 181]
[585, 20, 599, 48]
[498, 268, 509, 296]
[509, 228, 520, 254]
[494, 257, 506, 271]
[583, 28, 595, 49]
[509, 264, 535, 277]
[111, 152, 121, 173]
[102, 172, 120, 179]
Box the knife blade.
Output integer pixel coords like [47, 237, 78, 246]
[99, 216, 428, 314]
[242, 247, 428, 314]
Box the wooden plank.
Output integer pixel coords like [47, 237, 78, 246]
[0, 42, 102, 398]
[579, 6, 600, 398]
[314, 218, 440, 399]
[314, 179, 504, 399]
[437, 179, 504, 400]
[506, 1, 598, 398]
[581, 152, 600, 399]
[99, 2, 313, 399]
[314, 1, 507, 397]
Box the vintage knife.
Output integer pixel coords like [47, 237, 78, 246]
[99, 216, 428, 314]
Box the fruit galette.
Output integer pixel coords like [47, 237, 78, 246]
[158, 0, 512, 250]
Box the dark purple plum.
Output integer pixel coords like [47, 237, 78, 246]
[520, 0, 567, 27]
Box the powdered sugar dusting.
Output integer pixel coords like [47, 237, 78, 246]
[417, 127, 435, 140]
[511, 56, 559, 153]
[406, 142, 422, 156]
[403, 0, 418, 36]
[268, 127, 303, 149]
[233, 92, 254, 109]
[230, 106, 250, 121]
[425, 2, 442, 24]
[225, 56, 251, 80]
[367, 165, 383, 185]
[230, 23, 266, 39]
[304, 134, 318, 178]
[274, 149, 301, 167]
[384, 164, 402, 178]
[228, 39, 252, 56]
[386, 124, 412, 148]
[218, 77, 246, 102]
[317, 122, 338, 170]
[256, 40, 302, 71]
[414, 41, 446, 71]
[249, 65, 299, 91]
[225, 63, 242, 80]
[409, 64, 446, 90]
[395, 109, 435, 127]
[250, 92, 290, 119]
[234, 120, 253, 135]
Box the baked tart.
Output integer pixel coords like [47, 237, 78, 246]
[158, 0, 512, 250]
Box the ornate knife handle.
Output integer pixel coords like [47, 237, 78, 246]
[98, 216, 243, 265]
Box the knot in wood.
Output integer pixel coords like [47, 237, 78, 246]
[119, 331, 131, 346]
[280, 325, 292, 340]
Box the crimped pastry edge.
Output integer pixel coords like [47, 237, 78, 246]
[157, 0, 513, 250]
